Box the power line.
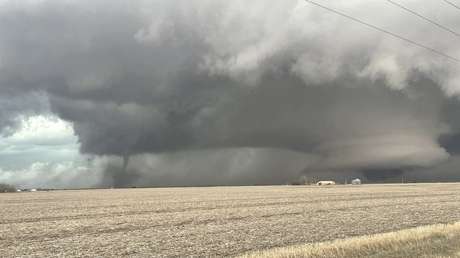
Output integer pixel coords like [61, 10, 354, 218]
[304, 0, 460, 63]
[386, 0, 460, 37]
[444, 0, 460, 10]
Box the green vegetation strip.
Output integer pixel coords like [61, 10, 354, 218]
[239, 222, 460, 258]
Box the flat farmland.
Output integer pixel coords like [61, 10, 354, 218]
[1, 183, 460, 257]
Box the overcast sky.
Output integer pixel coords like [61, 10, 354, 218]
[1, 0, 460, 188]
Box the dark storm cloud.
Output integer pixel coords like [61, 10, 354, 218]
[0, 92, 49, 136]
[1, 0, 460, 186]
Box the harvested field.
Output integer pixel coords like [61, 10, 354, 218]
[1, 183, 460, 257]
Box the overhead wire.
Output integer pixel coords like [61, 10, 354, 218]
[386, 0, 460, 38]
[443, 0, 460, 11]
[304, 0, 460, 63]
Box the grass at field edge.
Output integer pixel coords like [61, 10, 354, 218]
[238, 222, 460, 258]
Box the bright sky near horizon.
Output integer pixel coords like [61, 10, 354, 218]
[0, 116, 90, 188]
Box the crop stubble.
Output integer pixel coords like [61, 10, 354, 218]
[1, 183, 460, 257]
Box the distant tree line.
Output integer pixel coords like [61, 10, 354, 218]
[0, 183, 17, 193]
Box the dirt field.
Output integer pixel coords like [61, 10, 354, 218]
[1, 183, 460, 257]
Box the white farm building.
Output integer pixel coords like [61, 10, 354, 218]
[351, 178, 362, 185]
[316, 181, 336, 186]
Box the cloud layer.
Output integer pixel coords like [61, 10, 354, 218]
[1, 0, 460, 187]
